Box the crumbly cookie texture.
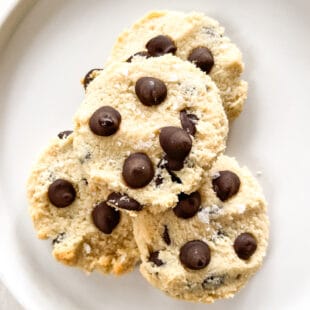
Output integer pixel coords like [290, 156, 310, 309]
[73, 55, 228, 214]
[133, 155, 269, 303]
[107, 10, 248, 120]
[27, 133, 139, 275]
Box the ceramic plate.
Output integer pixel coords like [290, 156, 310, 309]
[0, 0, 309, 309]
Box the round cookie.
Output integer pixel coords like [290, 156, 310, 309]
[73, 55, 228, 214]
[108, 10, 248, 120]
[133, 155, 269, 303]
[27, 132, 139, 275]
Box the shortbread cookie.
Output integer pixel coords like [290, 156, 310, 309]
[27, 132, 139, 275]
[108, 10, 248, 120]
[133, 155, 269, 303]
[73, 55, 228, 214]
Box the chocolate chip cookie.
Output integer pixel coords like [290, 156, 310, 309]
[73, 55, 228, 214]
[27, 133, 139, 275]
[133, 155, 269, 302]
[108, 10, 248, 120]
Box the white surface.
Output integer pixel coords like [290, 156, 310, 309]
[0, 0, 309, 309]
[0, 283, 22, 309]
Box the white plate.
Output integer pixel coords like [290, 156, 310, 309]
[0, 0, 309, 309]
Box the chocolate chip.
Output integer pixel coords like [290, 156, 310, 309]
[107, 192, 143, 211]
[163, 225, 171, 245]
[135, 77, 167, 106]
[180, 110, 199, 136]
[83, 68, 103, 89]
[180, 240, 210, 270]
[149, 251, 163, 266]
[157, 157, 182, 183]
[48, 179, 76, 208]
[163, 156, 184, 171]
[52, 233, 66, 245]
[188, 47, 214, 74]
[212, 171, 241, 201]
[57, 130, 73, 139]
[234, 233, 257, 260]
[92, 201, 120, 234]
[122, 153, 154, 188]
[89, 106, 121, 136]
[146, 35, 177, 56]
[173, 192, 201, 219]
[126, 51, 150, 62]
[159, 127, 192, 161]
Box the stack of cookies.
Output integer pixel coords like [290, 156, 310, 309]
[27, 11, 269, 303]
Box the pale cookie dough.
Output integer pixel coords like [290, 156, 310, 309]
[108, 10, 248, 120]
[73, 55, 228, 214]
[133, 155, 269, 303]
[27, 132, 139, 275]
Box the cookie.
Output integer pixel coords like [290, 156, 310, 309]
[73, 54, 228, 214]
[82, 68, 103, 90]
[27, 132, 139, 275]
[108, 10, 248, 120]
[133, 155, 269, 303]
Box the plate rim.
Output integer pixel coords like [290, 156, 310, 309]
[0, 2, 38, 309]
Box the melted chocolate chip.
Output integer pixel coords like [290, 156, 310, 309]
[159, 127, 192, 161]
[83, 68, 103, 89]
[122, 153, 154, 188]
[173, 192, 201, 219]
[48, 179, 76, 208]
[92, 201, 120, 234]
[155, 174, 164, 186]
[52, 233, 66, 245]
[126, 51, 150, 62]
[149, 251, 163, 266]
[234, 233, 257, 260]
[107, 192, 143, 211]
[89, 106, 121, 136]
[180, 110, 199, 136]
[84, 152, 91, 160]
[202, 275, 225, 289]
[188, 47, 214, 74]
[79, 151, 91, 164]
[212, 170, 241, 201]
[180, 240, 211, 270]
[168, 170, 182, 184]
[146, 35, 177, 56]
[57, 130, 73, 139]
[163, 225, 171, 245]
[135, 77, 167, 106]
